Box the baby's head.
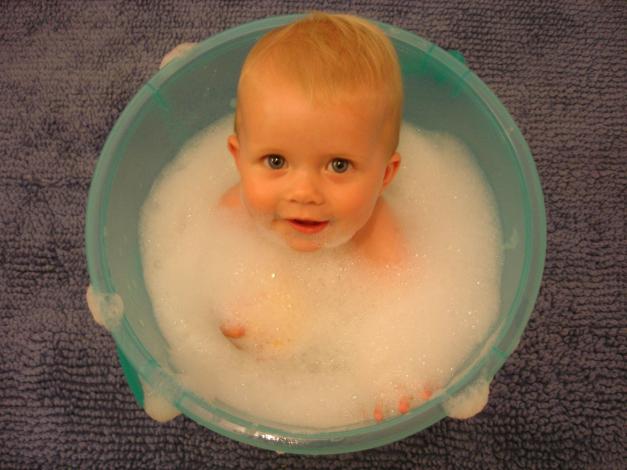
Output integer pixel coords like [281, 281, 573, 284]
[228, 12, 403, 252]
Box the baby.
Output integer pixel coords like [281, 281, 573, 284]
[162, 12, 416, 422]
[218, 12, 416, 421]
[220, 12, 406, 265]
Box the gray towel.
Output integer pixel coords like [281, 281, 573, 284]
[1, 0, 624, 467]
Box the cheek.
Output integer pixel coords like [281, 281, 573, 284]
[333, 181, 381, 218]
[240, 176, 277, 213]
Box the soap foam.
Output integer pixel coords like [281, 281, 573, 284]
[139, 117, 502, 429]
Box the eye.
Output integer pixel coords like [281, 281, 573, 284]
[329, 158, 350, 173]
[264, 154, 286, 170]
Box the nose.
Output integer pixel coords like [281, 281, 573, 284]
[286, 170, 324, 205]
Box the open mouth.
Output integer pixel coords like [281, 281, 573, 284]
[287, 219, 329, 234]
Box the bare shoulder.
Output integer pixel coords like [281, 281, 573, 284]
[353, 198, 408, 266]
[219, 183, 242, 209]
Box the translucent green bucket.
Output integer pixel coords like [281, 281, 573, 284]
[85, 15, 546, 454]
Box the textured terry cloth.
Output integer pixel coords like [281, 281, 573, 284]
[0, 0, 624, 468]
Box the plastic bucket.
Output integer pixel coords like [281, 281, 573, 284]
[85, 15, 546, 454]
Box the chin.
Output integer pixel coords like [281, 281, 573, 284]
[282, 230, 357, 252]
[285, 238, 323, 252]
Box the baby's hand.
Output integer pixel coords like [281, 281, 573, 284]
[220, 321, 246, 339]
[217, 288, 307, 360]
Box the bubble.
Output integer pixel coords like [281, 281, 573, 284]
[139, 119, 503, 428]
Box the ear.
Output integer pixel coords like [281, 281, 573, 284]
[227, 134, 240, 162]
[382, 152, 401, 188]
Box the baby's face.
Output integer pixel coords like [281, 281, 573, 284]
[228, 73, 400, 252]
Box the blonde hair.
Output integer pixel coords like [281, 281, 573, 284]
[235, 12, 403, 152]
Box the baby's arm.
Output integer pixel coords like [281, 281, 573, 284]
[352, 198, 407, 266]
[219, 183, 241, 209]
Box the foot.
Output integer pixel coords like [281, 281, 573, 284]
[373, 385, 436, 422]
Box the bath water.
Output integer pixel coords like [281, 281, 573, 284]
[139, 117, 503, 429]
